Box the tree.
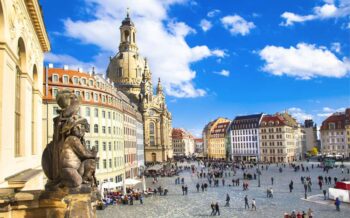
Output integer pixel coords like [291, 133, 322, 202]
[310, 147, 318, 156]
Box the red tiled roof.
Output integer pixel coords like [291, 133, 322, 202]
[260, 115, 287, 127]
[210, 121, 230, 135]
[320, 112, 347, 131]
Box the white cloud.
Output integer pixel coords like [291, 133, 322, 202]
[331, 42, 341, 53]
[214, 69, 230, 77]
[53, 0, 226, 98]
[259, 43, 350, 79]
[280, 0, 350, 26]
[207, 9, 220, 18]
[199, 19, 212, 32]
[317, 107, 346, 117]
[221, 15, 255, 36]
[287, 107, 313, 122]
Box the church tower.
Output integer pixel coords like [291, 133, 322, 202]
[106, 11, 146, 102]
[107, 12, 173, 164]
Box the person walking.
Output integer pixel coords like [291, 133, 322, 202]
[307, 208, 313, 218]
[139, 194, 143, 204]
[215, 202, 220, 216]
[225, 194, 230, 207]
[210, 202, 215, 216]
[252, 198, 256, 211]
[244, 195, 249, 209]
[196, 183, 200, 192]
[271, 177, 274, 185]
[289, 180, 294, 193]
[335, 197, 341, 211]
[323, 189, 327, 200]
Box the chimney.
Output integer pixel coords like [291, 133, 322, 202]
[48, 63, 54, 68]
[63, 65, 69, 70]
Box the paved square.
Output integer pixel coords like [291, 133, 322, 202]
[97, 162, 350, 218]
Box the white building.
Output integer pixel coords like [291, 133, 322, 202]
[228, 114, 264, 162]
[172, 128, 195, 157]
[136, 113, 144, 176]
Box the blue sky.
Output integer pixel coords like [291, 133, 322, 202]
[41, 0, 350, 137]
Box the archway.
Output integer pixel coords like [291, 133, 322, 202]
[18, 37, 26, 71]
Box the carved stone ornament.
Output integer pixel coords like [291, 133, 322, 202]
[42, 90, 97, 191]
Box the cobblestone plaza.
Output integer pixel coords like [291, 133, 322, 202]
[97, 162, 350, 218]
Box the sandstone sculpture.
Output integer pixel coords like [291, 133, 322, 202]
[42, 90, 97, 190]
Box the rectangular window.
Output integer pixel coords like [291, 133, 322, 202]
[94, 93, 98, 102]
[109, 159, 112, 168]
[103, 142, 106, 151]
[52, 88, 58, 98]
[94, 141, 99, 151]
[108, 142, 111, 151]
[53, 106, 59, 116]
[85, 91, 90, 101]
[75, 90, 80, 96]
[85, 107, 90, 116]
[81, 78, 87, 85]
[102, 126, 106, 134]
[94, 108, 98, 117]
[103, 159, 107, 169]
[102, 111, 106, 118]
[89, 80, 94, 86]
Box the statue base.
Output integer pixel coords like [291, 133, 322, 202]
[0, 186, 98, 218]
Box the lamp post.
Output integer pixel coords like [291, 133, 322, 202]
[257, 157, 261, 188]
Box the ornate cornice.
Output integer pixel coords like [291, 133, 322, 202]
[24, 0, 50, 52]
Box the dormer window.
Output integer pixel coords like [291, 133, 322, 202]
[73, 77, 79, 84]
[52, 74, 59, 83]
[81, 78, 87, 85]
[62, 75, 69, 84]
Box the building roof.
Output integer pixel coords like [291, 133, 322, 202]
[320, 111, 347, 131]
[229, 113, 263, 130]
[194, 138, 203, 143]
[210, 121, 230, 136]
[260, 114, 287, 127]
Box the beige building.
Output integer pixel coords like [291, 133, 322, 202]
[107, 13, 172, 163]
[203, 118, 230, 159]
[259, 113, 300, 163]
[172, 128, 195, 157]
[0, 0, 50, 189]
[42, 67, 130, 185]
[320, 108, 350, 158]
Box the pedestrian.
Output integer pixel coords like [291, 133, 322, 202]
[222, 178, 225, 186]
[140, 194, 143, 204]
[335, 197, 340, 211]
[289, 180, 294, 193]
[215, 202, 220, 216]
[307, 208, 313, 218]
[323, 190, 327, 200]
[252, 198, 256, 211]
[225, 194, 230, 207]
[196, 183, 200, 192]
[271, 177, 274, 185]
[244, 195, 249, 209]
[210, 202, 215, 216]
[182, 185, 185, 195]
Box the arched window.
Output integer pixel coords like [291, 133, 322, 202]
[86, 107, 90, 116]
[124, 30, 130, 42]
[149, 122, 155, 146]
[15, 38, 26, 157]
[94, 124, 99, 133]
[133, 32, 135, 43]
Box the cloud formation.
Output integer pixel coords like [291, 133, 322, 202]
[280, 0, 350, 26]
[221, 15, 255, 36]
[287, 107, 313, 122]
[259, 43, 350, 79]
[317, 107, 346, 117]
[214, 70, 230, 77]
[48, 0, 226, 98]
[199, 19, 212, 32]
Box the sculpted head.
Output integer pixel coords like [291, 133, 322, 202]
[56, 90, 81, 109]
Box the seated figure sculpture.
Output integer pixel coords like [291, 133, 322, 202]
[42, 90, 97, 189]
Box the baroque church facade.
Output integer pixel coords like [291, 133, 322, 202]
[107, 13, 173, 163]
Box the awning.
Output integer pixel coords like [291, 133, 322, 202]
[146, 165, 163, 172]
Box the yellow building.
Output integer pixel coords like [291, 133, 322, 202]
[42, 67, 129, 185]
[260, 113, 299, 163]
[203, 118, 231, 159]
[107, 13, 172, 163]
[0, 0, 50, 190]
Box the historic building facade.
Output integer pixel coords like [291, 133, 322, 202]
[203, 118, 231, 159]
[172, 128, 195, 157]
[136, 112, 144, 176]
[107, 14, 172, 163]
[320, 108, 350, 158]
[0, 0, 50, 189]
[259, 113, 300, 163]
[304, 119, 318, 154]
[228, 114, 264, 162]
[42, 66, 144, 184]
